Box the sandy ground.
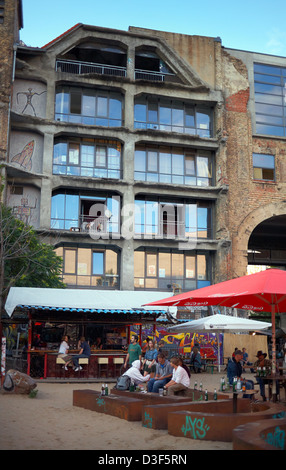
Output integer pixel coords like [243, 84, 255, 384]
[0, 371, 256, 451]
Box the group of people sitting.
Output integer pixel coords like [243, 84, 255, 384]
[122, 335, 190, 395]
[58, 335, 91, 372]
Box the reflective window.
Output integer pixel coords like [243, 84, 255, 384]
[254, 63, 286, 137]
[55, 246, 119, 288]
[253, 153, 275, 181]
[134, 96, 213, 137]
[51, 191, 120, 233]
[134, 145, 213, 186]
[53, 138, 121, 179]
[134, 250, 211, 291]
[55, 86, 123, 127]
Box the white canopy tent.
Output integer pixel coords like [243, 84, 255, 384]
[4, 287, 176, 317]
[168, 314, 272, 371]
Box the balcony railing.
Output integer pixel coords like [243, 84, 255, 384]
[134, 69, 175, 82]
[56, 59, 127, 77]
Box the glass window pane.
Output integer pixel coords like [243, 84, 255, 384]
[159, 252, 171, 278]
[197, 156, 210, 177]
[185, 154, 195, 175]
[159, 150, 171, 174]
[146, 253, 157, 277]
[68, 143, 80, 165]
[70, 92, 81, 114]
[172, 152, 184, 175]
[134, 251, 145, 278]
[65, 194, 79, 221]
[134, 102, 146, 122]
[55, 91, 69, 114]
[96, 147, 107, 167]
[54, 142, 67, 165]
[81, 145, 94, 167]
[255, 83, 282, 95]
[109, 97, 122, 119]
[97, 96, 108, 116]
[159, 103, 171, 124]
[64, 249, 76, 274]
[106, 250, 118, 275]
[82, 94, 95, 116]
[172, 105, 184, 127]
[77, 248, 91, 276]
[197, 254, 207, 280]
[134, 149, 146, 172]
[172, 253, 184, 278]
[51, 194, 65, 220]
[147, 151, 158, 172]
[185, 106, 195, 127]
[197, 207, 208, 238]
[186, 256, 195, 278]
[253, 153, 274, 169]
[93, 252, 104, 275]
[148, 101, 158, 123]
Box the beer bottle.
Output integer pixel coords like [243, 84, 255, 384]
[101, 384, 105, 396]
[194, 381, 197, 390]
[205, 389, 208, 401]
[199, 382, 203, 391]
[214, 388, 217, 400]
[105, 384, 108, 396]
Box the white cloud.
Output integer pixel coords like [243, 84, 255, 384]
[266, 28, 286, 56]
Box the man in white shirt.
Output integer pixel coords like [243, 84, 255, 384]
[164, 357, 190, 395]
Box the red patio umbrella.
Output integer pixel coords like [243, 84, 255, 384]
[145, 268, 286, 373]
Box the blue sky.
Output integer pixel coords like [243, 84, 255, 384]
[20, 0, 286, 57]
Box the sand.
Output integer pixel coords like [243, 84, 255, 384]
[0, 371, 254, 451]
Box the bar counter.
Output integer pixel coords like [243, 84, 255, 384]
[27, 349, 127, 379]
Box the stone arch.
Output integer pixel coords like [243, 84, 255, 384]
[232, 201, 286, 277]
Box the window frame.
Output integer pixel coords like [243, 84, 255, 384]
[253, 152, 275, 181]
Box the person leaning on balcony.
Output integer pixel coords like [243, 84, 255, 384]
[164, 356, 190, 395]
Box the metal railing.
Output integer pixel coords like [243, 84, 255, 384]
[135, 69, 175, 82]
[56, 59, 126, 77]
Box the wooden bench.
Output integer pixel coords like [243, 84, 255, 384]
[73, 389, 145, 421]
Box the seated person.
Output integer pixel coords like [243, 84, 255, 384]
[164, 356, 190, 395]
[72, 336, 91, 371]
[227, 349, 254, 398]
[123, 360, 150, 386]
[253, 350, 275, 401]
[242, 347, 254, 373]
[142, 339, 158, 377]
[147, 353, 173, 393]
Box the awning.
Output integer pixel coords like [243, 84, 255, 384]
[5, 287, 176, 317]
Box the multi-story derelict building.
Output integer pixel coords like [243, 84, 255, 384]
[3, 4, 286, 298]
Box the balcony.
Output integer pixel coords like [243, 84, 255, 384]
[135, 69, 175, 82]
[56, 59, 126, 77]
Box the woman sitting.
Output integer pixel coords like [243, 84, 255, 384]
[164, 356, 190, 395]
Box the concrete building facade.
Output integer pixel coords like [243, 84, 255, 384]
[4, 17, 286, 294]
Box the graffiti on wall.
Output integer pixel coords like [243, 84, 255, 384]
[16, 88, 46, 117]
[11, 140, 35, 172]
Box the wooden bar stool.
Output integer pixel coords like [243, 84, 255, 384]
[78, 357, 89, 377]
[56, 357, 66, 378]
[113, 357, 124, 378]
[97, 357, 109, 378]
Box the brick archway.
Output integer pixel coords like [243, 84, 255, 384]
[232, 202, 286, 278]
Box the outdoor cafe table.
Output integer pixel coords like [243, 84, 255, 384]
[221, 389, 256, 413]
[255, 374, 286, 402]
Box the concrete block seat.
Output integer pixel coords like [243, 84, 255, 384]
[73, 389, 145, 421]
[167, 400, 286, 442]
[233, 418, 286, 450]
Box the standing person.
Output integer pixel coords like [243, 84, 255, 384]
[190, 346, 202, 373]
[147, 353, 173, 393]
[72, 336, 91, 371]
[58, 335, 73, 370]
[124, 334, 142, 369]
[142, 339, 158, 377]
[227, 349, 254, 398]
[164, 356, 190, 395]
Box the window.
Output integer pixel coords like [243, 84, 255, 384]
[55, 246, 119, 288]
[51, 191, 120, 233]
[134, 249, 211, 291]
[134, 145, 213, 186]
[253, 153, 275, 181]
[53, 138, 121, 179]
[134, 198, 212, 239]
[134, 96, 213, 137]
[254, 63, 286, 137]
[55, 86, 123, 127]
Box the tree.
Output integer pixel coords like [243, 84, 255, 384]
[0, 203, 65, 323]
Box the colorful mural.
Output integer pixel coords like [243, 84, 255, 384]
[11, 140, 35, 171]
